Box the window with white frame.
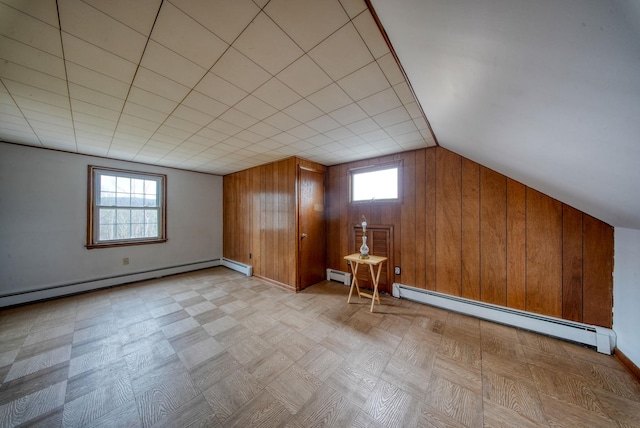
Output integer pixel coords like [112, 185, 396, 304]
[87, 166, 166, 248]
[350, 163, 400, 202]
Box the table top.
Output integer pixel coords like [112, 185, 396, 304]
[343, 253, 387, 265]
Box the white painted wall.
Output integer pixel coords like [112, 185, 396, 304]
[613, 227, 640, 368]
[0, 143, 223, 298]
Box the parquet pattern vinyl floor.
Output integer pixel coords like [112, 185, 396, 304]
[1, 267, 639, 427]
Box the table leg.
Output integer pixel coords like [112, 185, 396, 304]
[347, 261, 360, 304]
[369, 263, 383, 312]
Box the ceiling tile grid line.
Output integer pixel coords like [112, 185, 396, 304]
[0, 0, 434, 174]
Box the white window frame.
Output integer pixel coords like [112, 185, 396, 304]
[349, 161, 402, 203]
[87, 166, 167, 249]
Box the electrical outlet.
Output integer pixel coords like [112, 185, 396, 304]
[123, 257, 129, 265]
[394, 266, 400, 275]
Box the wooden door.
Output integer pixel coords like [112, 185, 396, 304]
[353, 225, 392, 293]
[298, 167, 326, 290]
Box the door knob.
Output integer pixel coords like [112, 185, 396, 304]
[301, 233, 307, 239]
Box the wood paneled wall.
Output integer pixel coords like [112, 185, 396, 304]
[326, 147, 614, 327]
[223, 157, 325, 291]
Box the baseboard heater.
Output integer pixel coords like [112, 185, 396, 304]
[326, 268, 352, 285]
[221, 258, 253, 276]
[0, 259, 222, 308]
[392, 283, 616, 355]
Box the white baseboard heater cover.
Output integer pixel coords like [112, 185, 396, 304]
[326, 269, 352, 285]
[0, 259, 222, 308]
[222, 258, 253, 276]
[392, 283, 616, 355]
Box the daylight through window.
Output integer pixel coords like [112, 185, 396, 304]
[351, 165, 399, 202]
[87, 166, 166, 248]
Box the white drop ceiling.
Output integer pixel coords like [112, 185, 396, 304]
[0, 0, 435, 176]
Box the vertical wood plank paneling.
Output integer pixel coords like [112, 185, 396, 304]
[424, 148, 436, 290]
[435, 148, 462, 296]
[401, 151, 416, 286]
[480, 167, 507, 306]
[414, 150, 427, 289]
[562, 205, 583, 322]
[526, 188, 562, 318]
[461, 159, 480, 300]
[583, 215, 614, 328]
[250, 168, 261, 271]
[325, 166, 340, 270]
[506, 178, 526, 310]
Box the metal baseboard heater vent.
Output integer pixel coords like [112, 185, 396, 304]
[221, 258, 253, 276]
[326, 269, 352, 285]
[392, 283, 616, 355]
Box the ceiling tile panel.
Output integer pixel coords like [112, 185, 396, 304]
[339, 0, 367, 19]
[308, 23, 373, 80]
[207, 119, 242, 137]
[58, 0, 146, 63]
[122, 102, 169, 124]
[324, 126, 355, 141]
[263, 112, 300, 131]
[357, 87, 402, 116]
[234, 95, 277, 121]
[392, 81, 414, 105]
[385, 119, 417, 137]
[172, 0, 259, 44]
[0, 62, 67, 96]
[182, 91, 228, 119]
[82, 0, 161, 35]
[151, 2, 228, 69]
[346, 117, 379, 134]
[283, 99, 323, 123]
[119, 114, 161, 133]
[194, 73, 248, 107]
[1, 0, 59, 27]
[373, 105, 411, 127]
[66, 62, 129, 99]
[71, 99, 121, 122]
[329, 103, 368, 126]
[265, 0, 349, 51]
[287, 124, 317, 140]
[0, 3, 61, 55]
[172, 104, 216, 127]
[253, 77, 301, 110]
[352, 9, 389, 59]
[211, 48, 270, 93]
[140, 41, 207, 88]
[163, 115, 202, 134]
[133, 67, 190, 103]
[61, 33, 136, 83]
[126, 88, 179, 115]
[248, 122, 281, 138]
[271, 132, 299, 145]
[234, 12, 303, 75]
[337, 62, 389, 101]
[235, 129, 263, 144]
[306, 83, 352, 113]
[5, 81, 69, 109]
[68, 83, 124, 112]
[306, 115, 340, 133]
[219, 108, 259, 128]
[276, 55, 332, 97]
[0, 35, 66, 79]
[377, 53, 404, 86]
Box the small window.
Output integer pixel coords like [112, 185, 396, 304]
[87, 166, 166, 249]
[350, 163, 400, 202]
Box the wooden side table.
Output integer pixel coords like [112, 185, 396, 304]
[343, 253, 388, 312]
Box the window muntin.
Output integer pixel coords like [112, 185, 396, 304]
[350, 164, 400, 202]
[88, 166, 166, 248]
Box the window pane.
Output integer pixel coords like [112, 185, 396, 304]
[99, 208, 115, 224]
[145, 180, 157, 195]
[132, 178, 145, 194]
[131, 224, 144, 238]
[131, 210, 144, 223]
[144, 195, 157, 207]
[145, 209, 157, 223]
[145, 223, 158, 237]
[100, 225, 115, 241]
[116, 177, 131, 194]
[116, 209, 130, 224]
[101, 175, 116, 192]
[117, 223, 130, 239]
[132, 193, 144, 207]
[352, 167, 398, 201]
[99, 192, 115, 206]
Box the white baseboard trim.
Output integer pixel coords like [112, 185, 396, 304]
[0, 259, 222, 307]
[326, 268, 351, 285]
[221, 258, 253, 276]
[393, 282, 616, 355]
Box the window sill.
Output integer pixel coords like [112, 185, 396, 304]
[86, 238, 167, 250]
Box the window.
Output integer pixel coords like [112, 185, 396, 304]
[350, 163, 400, 202]
[87, 166, 166, 248]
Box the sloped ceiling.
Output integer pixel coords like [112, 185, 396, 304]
[0, 0, 435, 176]
[371, 0, 640, 228]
